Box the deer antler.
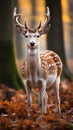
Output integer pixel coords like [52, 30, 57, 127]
[35, 7, 51, 35]
[36, 20, 41, 30]
[41, 7, 50, 28]
[13, 7, 50, 34]
[14, 7, 37, 33]
[36, 7, 50, 31]
[13, 7, 26, 29]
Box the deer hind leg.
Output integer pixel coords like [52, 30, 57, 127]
[54, 76, 61, 116]
[26, 81, 32, 117]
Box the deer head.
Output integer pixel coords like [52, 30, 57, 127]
[13, 7, 51, 49]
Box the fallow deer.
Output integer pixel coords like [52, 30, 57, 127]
[13, 7, 62, 116]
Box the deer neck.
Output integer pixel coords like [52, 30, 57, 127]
[27, 46, 40, 82]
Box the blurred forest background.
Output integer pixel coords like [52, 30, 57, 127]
[0, 0, 73, 89]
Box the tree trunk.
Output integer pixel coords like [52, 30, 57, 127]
[46, 0, 73, 80]
[0, 0, 25, 89]
[31, 0, 36, 28]
[14, 0, 24, 59]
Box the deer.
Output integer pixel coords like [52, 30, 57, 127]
[13, 7, 62, 117]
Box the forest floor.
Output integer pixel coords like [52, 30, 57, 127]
[0, 79, 73, 130]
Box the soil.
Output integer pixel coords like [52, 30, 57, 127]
[0, 79, 73, 130]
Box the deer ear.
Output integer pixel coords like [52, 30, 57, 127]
[16, 25, 23, 33]
[16, 25, 26, 35]
[39, 24, 51, 35]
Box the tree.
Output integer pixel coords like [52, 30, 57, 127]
[30, 0, 36, 28]
[0, 0, 25, 89]
[14, 0, 24, 59]
[46, 0, 73, 80]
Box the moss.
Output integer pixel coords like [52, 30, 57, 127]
[0, 40, 25, 90]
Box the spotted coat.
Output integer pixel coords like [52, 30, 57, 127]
[20, 50, 62, 79]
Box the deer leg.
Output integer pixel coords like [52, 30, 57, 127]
[54, 77, 61, 116]
[43, 91, 48, 113]
[39, 80, 47, 114]
[38, 91, 48, 113]
[26, 81, 32, 117]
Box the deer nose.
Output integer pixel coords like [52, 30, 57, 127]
[30, 42, 35, 46]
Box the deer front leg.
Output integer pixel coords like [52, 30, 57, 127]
[54, 77, 61, 116]
[26, 81, 32, 117]
[39, 80, 47, 114]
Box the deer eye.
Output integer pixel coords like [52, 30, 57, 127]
[25, 35, 28, 38]
[37, 35, 40, 38]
